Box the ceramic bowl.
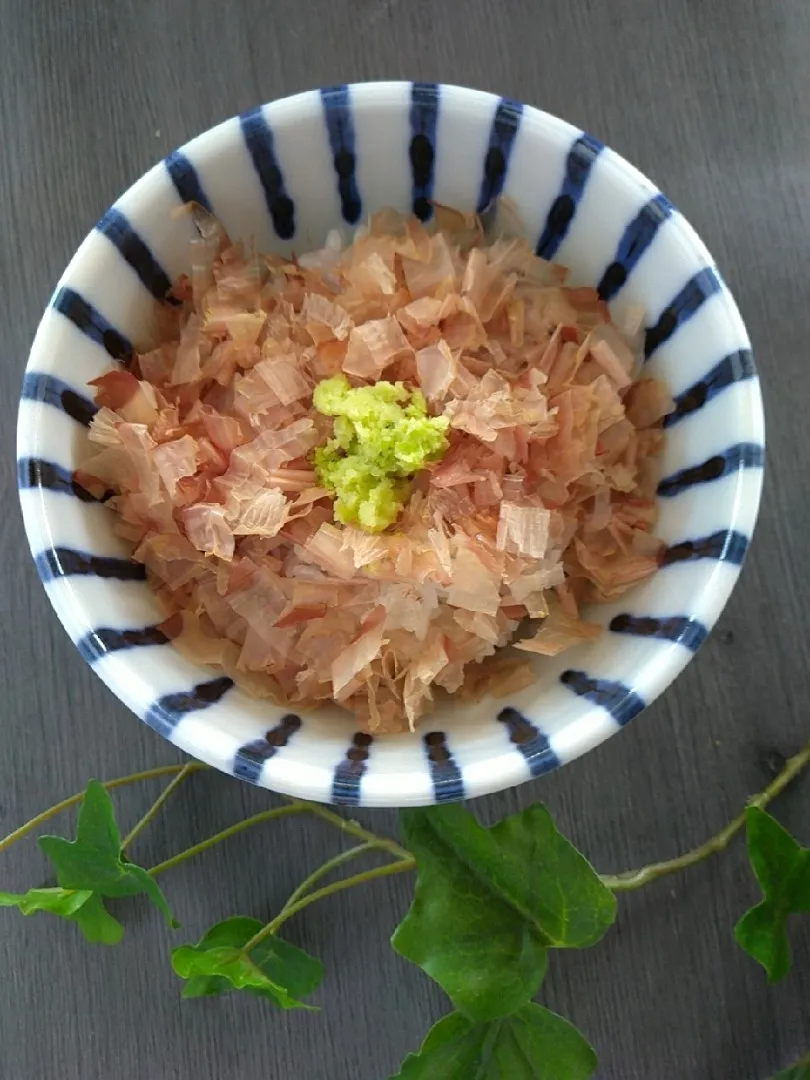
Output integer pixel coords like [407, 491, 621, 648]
[17, 82, 764, 806]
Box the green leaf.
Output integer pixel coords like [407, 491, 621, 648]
[0, 887, 92, 918]
[70, 893, 125, 944]
[38, 780, 177, 928]
[392, 804, 616, 1020]
[0, 782, 164, 945]
[734, 807, 810, 982]
[390, 1004, 597, 1080]
[172, 916, 323, 1009]
[0, 886, 123, 945]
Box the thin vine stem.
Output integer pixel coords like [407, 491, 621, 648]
[0, 762, 208, 856]
[300, 801, 412, 862]
[279, 842, 380, 912]
[121, 762, 198, 853]
[240, 859, 415, 957]
[148, 803, 309, 877]
[602, 738, 810, 892]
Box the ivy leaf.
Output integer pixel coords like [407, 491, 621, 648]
[69, 892, 126, 944]
[0, 887, 92, 918]
[0, 887, 124, 945]
[392, 804, 615, 1021]
[37, 780, 176, 928]
[172, 916, 324, 1009]
[734, 807, 810, 982]
[390, 1004, 597, 1080]
[3, 781, 174, 944]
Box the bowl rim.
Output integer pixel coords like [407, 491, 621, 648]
[17, 80, 766, 806]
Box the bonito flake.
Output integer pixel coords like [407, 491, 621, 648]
[76, 201, 672, 732]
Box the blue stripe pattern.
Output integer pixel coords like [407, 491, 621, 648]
[644, 268, 722, 359]
[52, 287, 133, 362]
[476, 98, 523, 213]
[661, 529, 750, 568]
[497, 708, 560, 777]
[35, 547, 145, 584]
[21, 372, 97, 426]
[560, 670, 645, 727]
[77, 625, 169, 664]
[536, 132, 604, 260]
[332, 732, 373, 805]
[609, 614, 708, 652]
[145, 676, 234, 739]
[164, 150, 212, 210]
[597, 193, 674, 301]
[97, 208, 179, 305]
[321, 86, 362, 225]
[665, 349, 757, 427]
[240, 107, 295, 239]
[658, 442, 764, 497]
[233, 714, 302, 783]
[423, 731, 465, 802]
[409, 82, 439, 222]
[17, 457, 104, 503]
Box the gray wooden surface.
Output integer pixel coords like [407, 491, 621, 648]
[1, 1, 809, 1077]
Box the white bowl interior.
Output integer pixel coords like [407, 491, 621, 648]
[17, 82, 764, 806]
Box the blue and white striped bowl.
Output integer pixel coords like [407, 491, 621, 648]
[17, 83, 764, 807]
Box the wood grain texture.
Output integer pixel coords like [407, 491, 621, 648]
[1, 0, 809, 1076]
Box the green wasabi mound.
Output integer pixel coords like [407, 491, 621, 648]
[312, 375, 450, 532]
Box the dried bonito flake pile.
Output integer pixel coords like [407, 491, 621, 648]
[76, 202, 673, 733]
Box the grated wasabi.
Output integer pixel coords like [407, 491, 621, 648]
[312, 375, 450, 531]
